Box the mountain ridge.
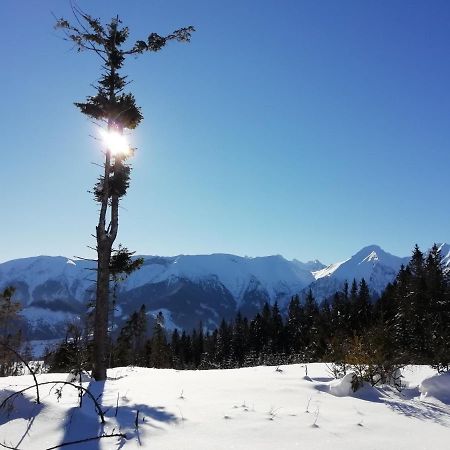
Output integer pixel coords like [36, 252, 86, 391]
[2, 243, 448, 339]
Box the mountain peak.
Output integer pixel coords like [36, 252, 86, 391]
[354, 244, 384, 257]
[361, 250, 379, 263]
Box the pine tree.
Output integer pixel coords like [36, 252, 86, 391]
[191, 324, 205, 367]
[170, 328, 182, 368]
[408, 245, 430, 362]
[0, 287, 23, 376]
[114, 305, 147, 366]
[47, 323, 89, 374]
[425, 244, 450, 370]
[180, 331, 193, 368]
[392, 264, 413, 360]
[248, 313, 265, 356]
[270, 302, 284, 354]
[286, 295, 302, 353]
[260, 302, 272, 357]
[215, 319, 232, 367]
[151, 312, 170, 368]
[350, 279, 358, 303]
[303, 289, 321, 360]
[56, 7, 194, 380]
[355, 278, 372, 333]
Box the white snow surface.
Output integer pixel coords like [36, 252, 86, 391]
[419, 371, 450, 405]
[1, 364, 449, 450]
[328, 371, 355, 397]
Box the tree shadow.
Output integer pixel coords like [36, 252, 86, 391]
[57, 381, 107, 450]
[0, 389, 44, 425]
[316, 381, 450, 427]
[0, 390, 44, 449]
[310, 377, 334, 383]
[57, 379, 179, 449]
[384, 397, 450, 427]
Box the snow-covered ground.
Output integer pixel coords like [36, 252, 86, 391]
[1, 364, 449, 449]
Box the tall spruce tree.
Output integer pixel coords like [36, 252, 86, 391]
[151, 312, 171, 368]
[0, 287, 23, 376]
[56, 7, 194, 379]
[287, 295, 302, 353]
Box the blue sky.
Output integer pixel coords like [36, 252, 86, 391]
[1, 0, 449, 264]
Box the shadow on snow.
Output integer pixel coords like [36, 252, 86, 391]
[58, 379, 179, 449]
[0, 389, 44, 448]
[315, 381, 450, 427]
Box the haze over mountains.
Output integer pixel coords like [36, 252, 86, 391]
[1, 243, 449, 340]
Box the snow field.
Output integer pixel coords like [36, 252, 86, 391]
[1, 364, 449, 449]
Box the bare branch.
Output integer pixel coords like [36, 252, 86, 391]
[0, 441, 20, 450]
[45, 432, 127, 450]
[0, 343, 40, 404]
[0, 381, 105, 424]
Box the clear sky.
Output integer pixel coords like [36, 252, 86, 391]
[1, 0, 449, 264]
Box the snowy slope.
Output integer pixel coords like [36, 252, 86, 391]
[124, 254, 317, 304]
[438, 243, 450, 272]
[1, 364, 449, 450]
[0, 255, 93, 307]
[307, 245, 410, 300]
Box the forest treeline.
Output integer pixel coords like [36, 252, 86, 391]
[1, 244, 449, 386]
[43, 244, 450, 382]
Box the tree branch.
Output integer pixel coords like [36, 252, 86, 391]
[0, 343, 40, 404]
[0, 381, 105, 424]
[45, 432, 127, 450]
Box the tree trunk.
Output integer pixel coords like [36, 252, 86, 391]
[92, 145, 114, 381]
[92, 238, 112, 381]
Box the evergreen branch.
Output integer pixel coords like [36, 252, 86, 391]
[70, 1, 107, 41]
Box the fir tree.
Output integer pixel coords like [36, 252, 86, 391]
[270, 302, 284, 354]
[56, 6, 194, 380]
[170, 328, 182, 368]
[0, 287, 23, 376]
[286, 295, 302, 353]
[114, 305, 147, 366]
[303, 289, 321, 360]
[216, 319, 232, 367]
[151, 312, 171, 368]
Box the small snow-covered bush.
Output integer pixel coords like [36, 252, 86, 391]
[329, 335, 404, 392]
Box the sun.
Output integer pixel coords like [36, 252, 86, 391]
[99, 128, 130, 156]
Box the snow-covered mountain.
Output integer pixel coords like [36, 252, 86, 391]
[1, 244, 448, 339]
[0, 253, 323, 338]
[305, 245, 410, 300]
[439, 243, 450, 273]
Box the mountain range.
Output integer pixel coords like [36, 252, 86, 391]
[1, 243, 449, 340]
